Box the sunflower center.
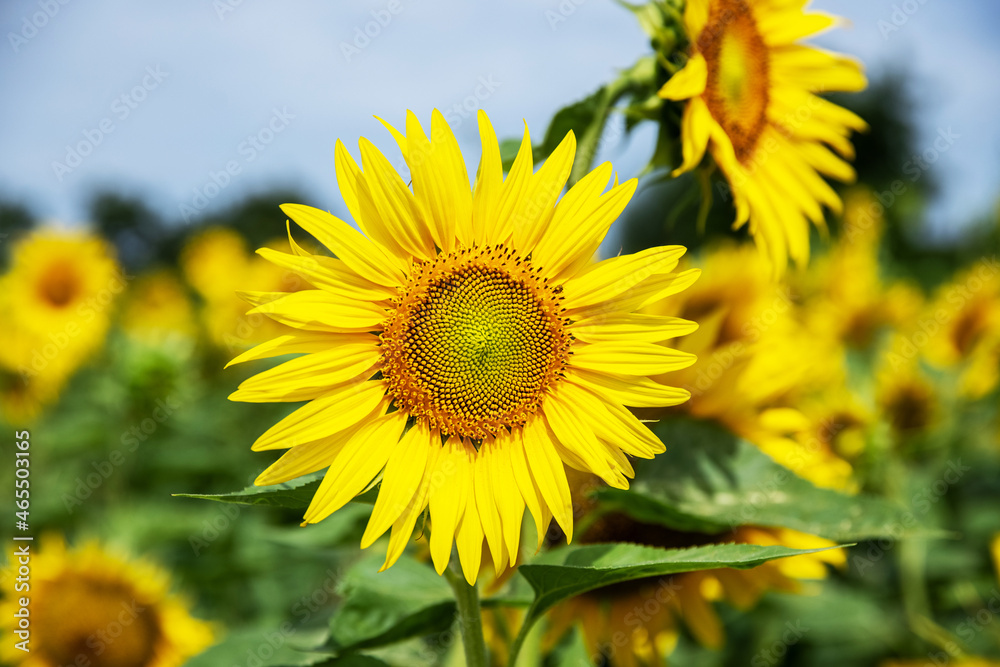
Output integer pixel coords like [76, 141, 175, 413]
[37, 260, 81, 308]
[886, 384, 933, 433]
[381, 245, 571, 441]
[699, 0, 769, 163]
[34, 576, 160, 667]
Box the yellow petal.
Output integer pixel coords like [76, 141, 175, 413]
[226, 332, 365, 368]
[509, 428, 551, 549]
[561, 245, 686, 309]
[511, 130, 576, 251]
[429, 436, 472, 574]
[570, 313, 698, 344]
[256, 247, 395, 301]
[281, 203, 405, 286]
[544, 392, 629, 489]
[455, 472, 485, 584]
[251, 382, 387, 451]
[570, 341, 697, 376]
[362, 420, 431, 548]
[491, 438, 526, 560]
[658, 53, 707, 100]
[567, 369, 691, 408]
[248, 289, 387, 332]
[382, 440, 441, 571]
[522, 417, 573, 541]
[230, 344, 380, 403]
[475, 441, 508, 575]
[303, 411, 406, 524]
[358, 137, 436, 260]
[472, 110, 503, 245]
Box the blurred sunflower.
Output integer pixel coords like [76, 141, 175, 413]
[120, 270, 197, 345]
[877, 334, 939, 438]
[1, 228, 121, 377]
[643, 243, 854, 489]
[658, 0, 867, 272]
[923, 263, 1000, 399]
[181, 228, 305, 350]
[230, 109, 700, 583]
[795, 189, 924, 350]
[546, 512, 843, 666]
[0, 536, 214, 667]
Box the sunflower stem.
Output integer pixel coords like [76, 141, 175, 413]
[444, 564, 488, 667]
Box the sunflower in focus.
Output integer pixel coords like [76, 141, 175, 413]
[658, 0, 867, 272]
[230, 110, 700, 583]
[0, 536, 214, 667]
[546, 512, 843, 666]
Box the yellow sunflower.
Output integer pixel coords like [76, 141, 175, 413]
[230, 110, 700, 583]
[120, 270, 197, 344]
[181, 228, 306, 350]
[877, 334, 939, 438]
[0, 536, 214, 667]
[1, 228, 122, 381]
[658, 0, 867, 272]
[642, 243, 854, 489]
[923, 263, 1000, 399]
[795, 189, 924, 350]
[546, 512, 842, 666]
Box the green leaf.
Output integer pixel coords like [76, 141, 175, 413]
[174, 473, 377, 509]
[326, 552, 456, 653]
[186, 627, 334, 667]
[519, 541, 838, 621]
[599, 418, 926, 541]
[174, 474, 324, 509]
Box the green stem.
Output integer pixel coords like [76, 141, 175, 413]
[506, 603, 538, 667]
[444, 564, 488, 667]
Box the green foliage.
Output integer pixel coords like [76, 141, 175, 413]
[598, 418, 929, 541]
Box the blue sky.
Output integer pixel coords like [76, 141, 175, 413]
[1, 0, 997, 243]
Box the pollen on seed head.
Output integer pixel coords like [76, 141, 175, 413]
[380, 245, 571, 440]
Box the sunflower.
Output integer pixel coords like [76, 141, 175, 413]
[658, 0, 867, 272]
[229, 110, 700, 583]
[923, 264, 1000, 399]
[120, 270, 197, 345]
[877, 334, 939, 438]
[795, 189, 924, 350]
[545, 512, 843, 666]
[181, 228, 307, 350]
[1, 228, 121, 380]
[642, 243, 854, 489]
[0, 536, 214, 667]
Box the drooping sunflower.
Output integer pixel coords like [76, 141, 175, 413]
[658, 0, 867, 272]
[230, 110, 700, 583]
[0, 536, 215, 667]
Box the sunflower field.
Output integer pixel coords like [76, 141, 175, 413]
[2, 1, 1000, 666]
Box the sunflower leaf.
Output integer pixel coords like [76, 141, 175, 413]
[598, 418, 932, 541]
[174, 473, 378, 509]
[325, 551, 456, 654]
[517, 541, 841, 631]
